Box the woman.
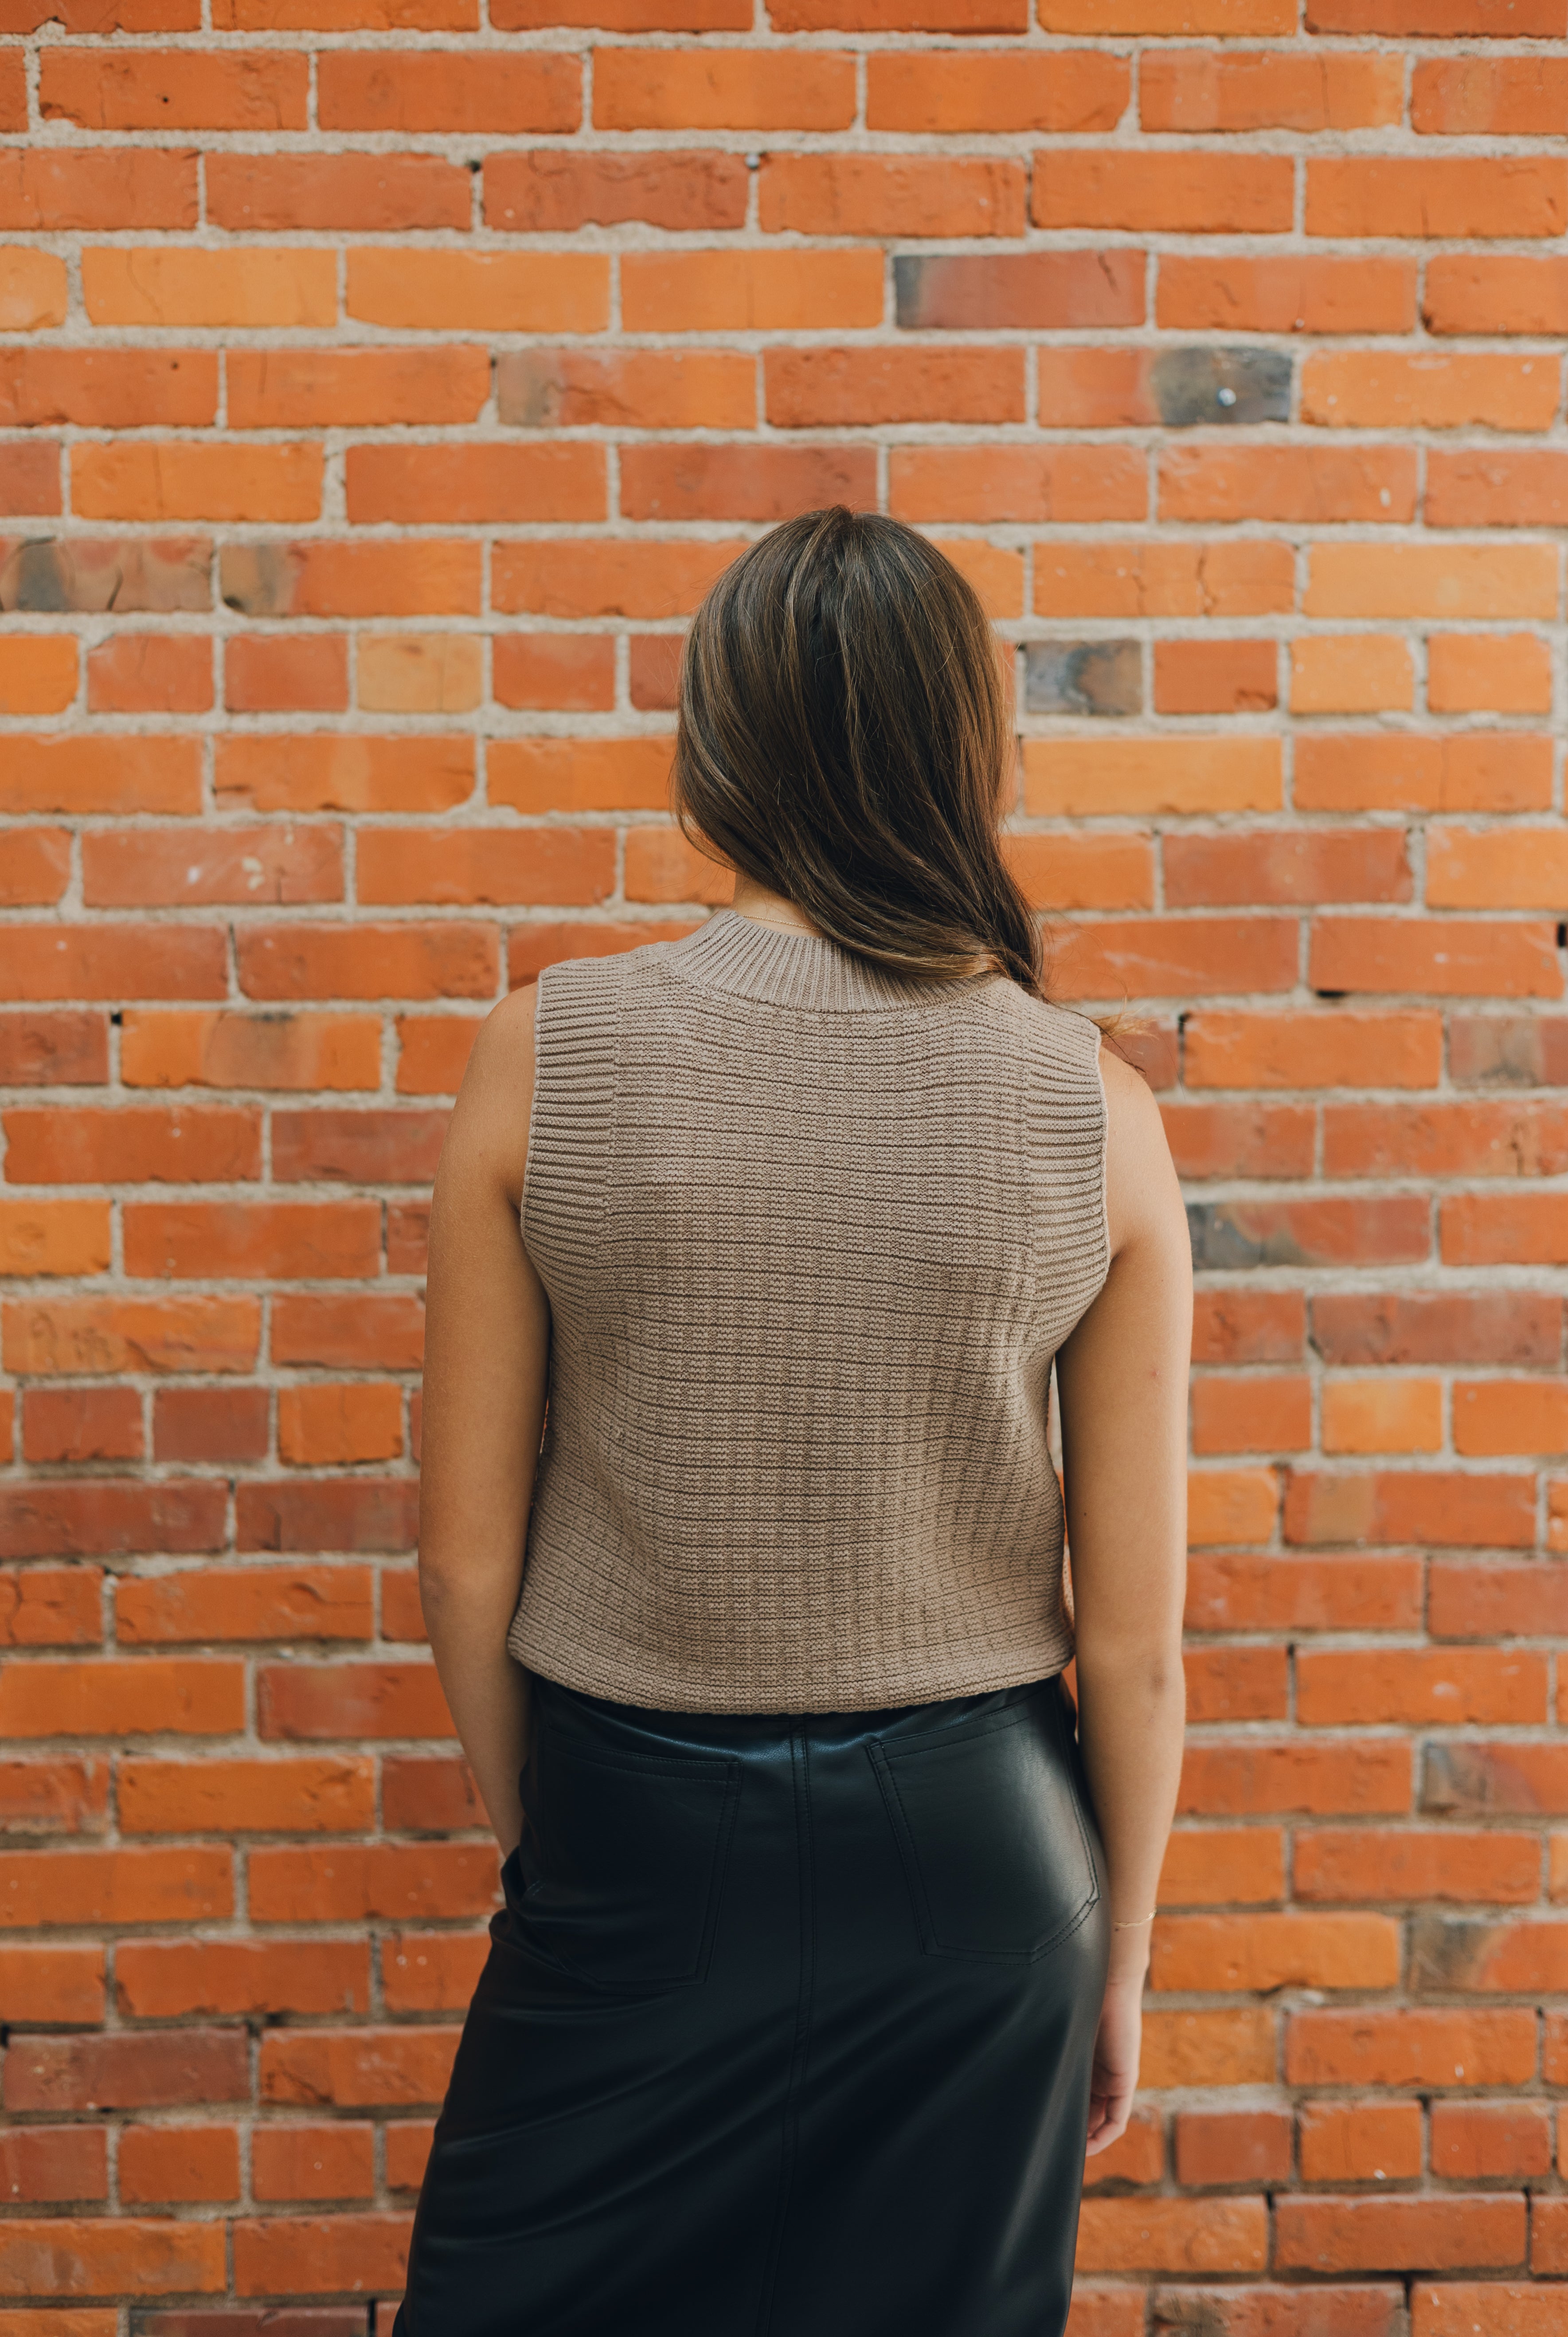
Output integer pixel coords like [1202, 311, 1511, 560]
[397, 509, 1191, 2337]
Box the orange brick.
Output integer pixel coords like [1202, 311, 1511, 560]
[759, 154, 1025, 237]
[278, 1384, 403, 1467]
[485, 148, 747, 231]
[207, 151, 470, 232]
[39, 48, 309, 131]
[1159, 444, 1416, 524]
[356, 827, 615, 906]
[252, 2124, 375, 2202]
[865, 50, 1128, 131]
[119, 2126, 239, 2206]
[0, 634, 74, 715]
[1425, 256, 1568, 337]
[1425, 829, 1568, 912]
[492, 634, 616, 711]
[0, 349, 215, 429]
[1142, 49, 1402, 130]
[0, 830, 70, 908]
[1299, 2102, 1424, 2184]
[220, 538, 481, 618]
[346, 248, 606, 333]
[492, 536, 745, 619]
[1302, 352, 1558, 433]
[1154, 638, 1277, 716]
[317, 49, 580, 131]
[889, 446, 1145, 524]
[357, 634, 482, 714]
[592, 47, 856, 130]
[1158, 255, 1416, 334]
[1413, 57, 1568, 137]
[1428, 450, 1568, 531]
[72, 442, 322, 524]
[1025, 736, 1279, 819]
[215, 735, 473, 813]
[395, 1015, 483, 1096]
[1036, 539, 1293, 619]
[82, 246, 333, 328]
[621, 249, 883, 333]
[1305, 544, 1556, 621]
[622, 442, 878, 522]
[766, 347, 1024, 427]
[345, 442, 604, 525]
[1034, 149, 1293, 232]
[228, 347, 488, 429]
[225, 634, 348, 714]
[1291, 636, 1415, 715]
[121, 1009, 380, 1092]
[236, 921, 497, 1002]
[0, 146, 197, 231]
[1428, 633, 1552, 715]
[86, 634, 212, 715]
[0, 247, 67, 330]
[497, 349, 753, 431]
[1040, 0, 1290, 22]
[1307, 158, 1567, 240]
[1431, 2103, 1552, 2181]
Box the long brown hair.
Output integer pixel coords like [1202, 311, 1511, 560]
[671, 507, 1052, 1001]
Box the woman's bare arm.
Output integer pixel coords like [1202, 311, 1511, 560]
[417, 983, 551, 1856]
[1054, 1037, 1193, 2154]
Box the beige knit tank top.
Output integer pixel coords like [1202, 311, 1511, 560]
[506, 907, 1111, 1715]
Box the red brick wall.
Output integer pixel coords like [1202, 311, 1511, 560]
[0, 0, 1565, 2315]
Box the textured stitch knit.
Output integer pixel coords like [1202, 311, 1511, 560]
[507, 906, 1112, 1715]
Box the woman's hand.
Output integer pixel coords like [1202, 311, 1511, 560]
[1084, 1974, 1143, 2156]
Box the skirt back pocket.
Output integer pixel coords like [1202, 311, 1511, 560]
[509, 1721, 741, 1993]
[867, 1682, 1098, 1964]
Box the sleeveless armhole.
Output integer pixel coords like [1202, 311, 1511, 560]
[1091, 1025, 1112, 1292]
[517, 955, 620, 1316]
[1024, 1001, 1114, 1355]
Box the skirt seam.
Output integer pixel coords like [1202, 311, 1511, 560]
[754, 1722, 817, 2337]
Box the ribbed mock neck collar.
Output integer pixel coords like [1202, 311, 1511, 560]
[665, 907, 1002, 1014]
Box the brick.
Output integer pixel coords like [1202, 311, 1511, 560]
[221, 539, 480, 618]
[5, 2027, 245, 2116]
[1024, 640, 1141, 718]
[1142, 2006, 1276, 2088]
[82, 247, 333, 328]
[257, 1659, 446, 1738]
[1158, 256, 1417, 335]
[895, 251, 1144, 329]
[489, 739, 686, 816]
[86, 634, 212, 715]
[3, 1297, 259, 1378]
[346, 247, 606, 333]
[1158, 444, 1416, 524]
[0, 1011, 108, 1087]
[207, 151, 470, 231]
[272, 1294, 425, 1369]
[890, 447, 1146, 524]
[0, 350, 215, 430]
[759, 154, 1025, 237]
[253, 2122, 376, 2202]
[0, 2126, 106, 2205]
[1141, 49, 1402, 129]
[1152, 2291, 1406, 2337]
[380, 1930, 489, 2012]
[278, 1385, 403, 1466]
[40, 48, 307, 129]
[1311, 917, 1558, 998]
[271, 1108, 446, 1185]
[22, 1387, 143, 1464]
[0, 735, 199, 816]
[82, 825, 342, 908]
[1034, 150, 1292, 232]
[1295, 734, 1550, 815]
[1431, 2102, 1552, 2181]
[622, 249, 884, 333]
[867, 51, 1127, 130]
[0, 533, 211, 616]
[1286, 2008, 1536, 2087]
[0, 1943, 106, 2020]
[1298, 2103, 1423, 2185]
[72, 442, 322, 525]
[1429, 450, 1568, 531]
[121, 1010, 381, 1092]
[593, 47, 856, 129]
[0, 1653, 238, 1732]
[396, 1015, 482, 1095]
[152, 1387, 266, 1464]
[622, 443, 880, 523]
[357, 632, 481, 714]
[1413, 2291, 1568, 2337]
[1305, 544, 1557, 620]
[1302, 352, 1558, 433]
[1025, 737, 1280, 818]
[239, 1481, 420, 1556]
[0, 828, 70, 905]
[485, 149, 747, 231]
[1290, 636, 1414, 715]
[317, 49, 580, 130]
[1275, 2195, 1525, 2274]
[0, 440, 60, 515]
[1174, 2110, 1291, 2187]
[1415, 58, 1568, 134]
[1037, 346, 1290, 429]
[119, 1756, 373, 1834]
[381, 1753, 481, 1832]
[216, 734, 473, 814]
[1155, 639, 1277, 715]
[230, 2215, 409, 2299]
[0, 146, 197, 231]
[237, 921, 497, 1001]
[498, 348, 752, 431]
[1150, 1912, 1399, 1992]
[1036, 540, 1293, 619]
[250, 1845, 488, 1922]
[229, 347, 488, 429]
[1428, 633, 1552, 714]
[0, 1759, 109, 1839]
[0, 247, 66, 330]
[124, 1201, 380, 1280]
[1295, 1828, 1539, 1903]
[0, 1200, 110, 1277]
[226, 632, 348, 714]
[117, 1565, 373, 1645]
[0, 2219, 225, 2297]
[1307, 157, 1567, 239]
[1310, 0, 1561, 26]
[1179, 1740, 1411, 1816]
[0, 1565, 102, 1648]
[493, 633, 616, 711]
[1427, 256, 1568, 337]
[119, 2126, 239, 2206]
[345, 442, 603, 525]
[115, 1938, 368, 2018]
[1076, 2198, 1267, 2275]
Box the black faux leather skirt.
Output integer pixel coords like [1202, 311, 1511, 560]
[393, 1668, 1110, 2337]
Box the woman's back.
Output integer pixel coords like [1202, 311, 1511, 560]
[512, 904, 1111, 1713]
